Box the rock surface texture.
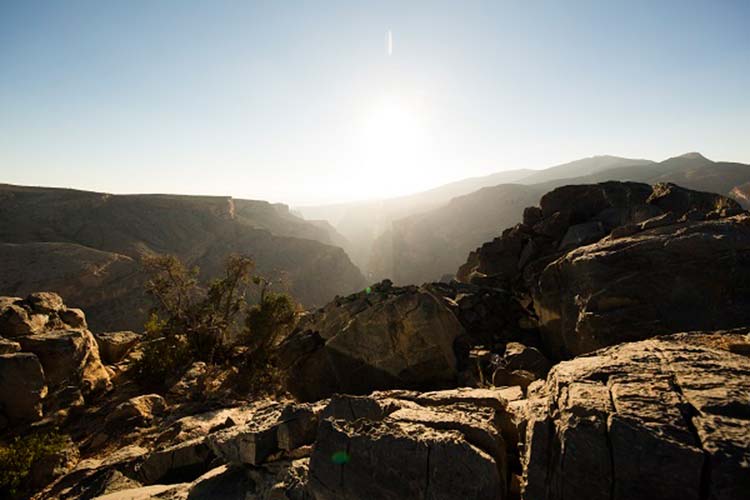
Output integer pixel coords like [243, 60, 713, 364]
[278, 280, 464, 401]
[0, 292, 111, 426]
[457, 182, 748, 358]
[522, 334, 750, 500]
[535, 213, 750, 357]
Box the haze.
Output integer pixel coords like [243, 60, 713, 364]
[1, 0, 749, 205]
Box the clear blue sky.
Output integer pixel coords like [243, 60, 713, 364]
[1, 1, 748, 204]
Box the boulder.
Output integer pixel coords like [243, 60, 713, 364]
[0, 352, 47, 424]
[58, 308, 87, 329]
[277, 403, 322, 451]
[105, 394, 168, 429]
[522, 335, 750, 500]
[0, 303, 48, 337]
[278, 281, 464, 401]
[648, 182, 744, 217]
[305, 388, 511, 500]
[426, 281, 533, 348]
[26, 291, 65, 314]
[138, 437, 215, 485]
[502, 342, 551, 379]
[534, 214, 750, 357]
[94, 331, 142, 365]
[309, 418, 504, 500]
[208, 403, 285, 466]
[16, 329, 112, 394]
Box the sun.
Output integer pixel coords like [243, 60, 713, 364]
[356, 95, 431, 199]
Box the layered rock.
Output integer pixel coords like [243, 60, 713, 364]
[456, 182, 748, 358]
[278, 280, 464, 401]
[458, 182, 741, 288]
[0, 293, 111, 425]
[522, 334, 750, 500]
[535, 213, 750, 357]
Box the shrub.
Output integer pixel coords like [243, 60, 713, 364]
[0, 431, 67, 497]
[134, 253, 298, 393]
[244, 278, 297, 360]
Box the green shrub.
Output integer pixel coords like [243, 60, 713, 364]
[134, 254, 298, 393]
[0, 431, 67, 497]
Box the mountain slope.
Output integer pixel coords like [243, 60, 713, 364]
[516, 155, 653, 184]
[371, 153, 750, 284]
[0, 184, 365, 330]
[299, 156, 646, 275]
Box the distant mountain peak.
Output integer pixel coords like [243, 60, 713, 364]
[675, 152, 710, 161]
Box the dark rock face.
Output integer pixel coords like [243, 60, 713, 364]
[425, 282, 534, 350]
[458, 182, 742, 288]
[0, 352, 47, 424]
[278, 281, 464, 402]
[535, 214, 750, 357]
[522, 335, 750, 500]
[456, 182, 747, 359]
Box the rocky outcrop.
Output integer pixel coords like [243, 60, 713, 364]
[17, 329, 112, 395]
[278, 280, 464, 401]
[535, 213, 750, 357]
[94, 331, 142, 365]
[458, 182, 741, 288]
[307, 388, 512, 500]
[29, 331, 750, 500]
[0, 293, 111, 426]
[522, 334, 750, 500]
[456, 182, 748, 359]
[425, 282, 535, 350]
[105, 394, 168, 429]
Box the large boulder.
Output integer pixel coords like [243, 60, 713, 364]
[105, 394, 168, 429]
[534, 214, 750, 357]
[94, 331, 142, 365]
[17, 329, 112, 395]
[0, 303, 48, 337]
[308, 388, 510, 500]
[0, 352, 47, 424]
[522, 334, 750, 500]
[0, 293, 87, 337]
[278, 280, 464, 402]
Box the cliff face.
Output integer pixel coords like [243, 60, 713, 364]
[0, 184, 365, 331]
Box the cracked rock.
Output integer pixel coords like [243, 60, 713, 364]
[278, 281, 464, 401]
[522, 334, 750, 500]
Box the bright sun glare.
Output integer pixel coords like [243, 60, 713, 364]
[357, 95, 431, 199]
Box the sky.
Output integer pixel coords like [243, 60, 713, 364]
[1, 1, 749, 205]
